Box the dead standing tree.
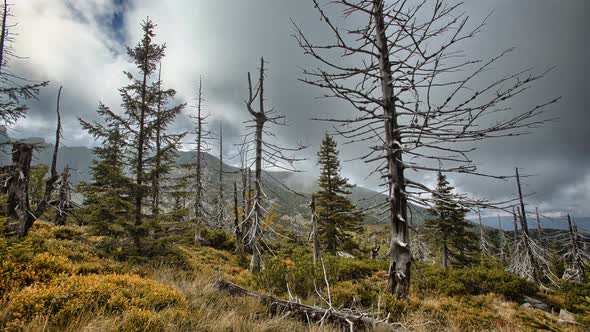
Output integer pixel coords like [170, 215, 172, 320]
[508, 169, 557, 284]
[310, 193, 321, 265]
[213, 121, 228, 228]
[242, 57, 306, 273]
[191, 77, 213, 225]
[0, 0, 48, 127]
[35, 86, 63, 221]
[562, 214, 588, 283]
[294, 0, 558, 298]
[54, 165, 71, 226]
[3, 143, 33, 237]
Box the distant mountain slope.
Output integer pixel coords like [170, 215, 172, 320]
[1, 137, 417, 223]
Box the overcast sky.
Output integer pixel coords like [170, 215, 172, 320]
[8, 0, 590, 217]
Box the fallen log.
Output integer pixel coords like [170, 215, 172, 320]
[214, 279, 397, 331]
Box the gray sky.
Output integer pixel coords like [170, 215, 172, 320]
[9, 0, 590, 216]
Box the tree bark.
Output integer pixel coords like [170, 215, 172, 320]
[151, 63, 163, 215]
[567, 214, 586, 284]
[55, 166, 70, 226]
[516, 168, 540, 282]
[215, 279, 396, 330]
[134, 26, 152, 253]
[35, 86, 62, 220]
[233, 182, 242, 254]
[4, 143, 34, 237]
[194, 77, 204, 222]
[310, 193, 320, 265]
[372, 0, 410, 299]
[249, 58, 267, 274]
[442, 241, 449, 269]
[217, 121, 224, 227]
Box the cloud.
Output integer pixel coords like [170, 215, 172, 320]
[6, 0, 590, 216]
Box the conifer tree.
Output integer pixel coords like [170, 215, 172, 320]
[81, 19, 180, 252]
[315, 133, 364, 253]
[148, 63, 186, 215]
[122, 19, 166, 251]
[424, 173, 478, 269]
[79, 108, 133, 238]
[0, 0, 48, 126]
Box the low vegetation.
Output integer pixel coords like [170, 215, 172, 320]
[0, 222, 587, 331]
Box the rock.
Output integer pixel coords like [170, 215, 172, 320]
[336, 251, 354, 259]
[559, 309, 577, 324]
[520, 303, 533, 310]
[521, 295, 551, 312]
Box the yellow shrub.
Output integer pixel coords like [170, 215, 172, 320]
[119, 308, 165, 332]
[6, 273, 185, 328]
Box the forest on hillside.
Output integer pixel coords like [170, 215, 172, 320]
[0, 0, 589, 331]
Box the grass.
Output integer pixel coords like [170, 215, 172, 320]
[0, 222, 586, 331]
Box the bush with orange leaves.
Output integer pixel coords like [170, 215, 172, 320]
[5, 273, 185, 329]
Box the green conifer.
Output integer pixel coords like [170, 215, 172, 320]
[424, 172, 478, 268]
[315, 133, 364, 253]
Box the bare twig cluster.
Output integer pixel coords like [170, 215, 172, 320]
[294, 0, 558, 297]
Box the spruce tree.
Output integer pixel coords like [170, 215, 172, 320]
[79, 107, 132, 239]
[315, 133, 364, 253]
[147, 63, 186, 215]
[121, 18, 166, 251]
[424, 172, 478, 269]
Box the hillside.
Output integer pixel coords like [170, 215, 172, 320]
[0, 138, 428, 224]
[1, 222, 588, 331]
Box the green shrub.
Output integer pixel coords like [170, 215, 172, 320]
[557, 281, 590, 327]
[415, 263, 538, 300]
[331, 280, 377, 308]
[201, 228, 235, 251]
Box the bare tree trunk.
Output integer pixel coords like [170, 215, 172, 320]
[512, 207, 519, 242]
[233, 182, 242, 254]
[567, 214, 586, 283]
[194, 77, 204, 222]
[371, 238, 380, 260]
[498, 214, 506, 262]
[217, 121, 225, 227]
[249, 58, 268, 274]
[535, 207, 544, 244]
[442, 241, 449, 269]
[4, 143, 33, 237]
[134, 29, 152, 253]
[310, 193, 320, 265]
[35, 86, 62, 220]
[371, 0, 410, 298]
[0, 0, 7, 75]
[151, 63, 163, 215]
[516, 168, 540, 282]
[55, 166, 70, 226]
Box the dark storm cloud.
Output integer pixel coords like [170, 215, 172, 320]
[9, 0, 590, 215]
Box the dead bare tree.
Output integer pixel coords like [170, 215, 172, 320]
[0, 0, 48, 126]
[34, 86, 62, 220]
[477, 208, 491, 254]
[497, 214, 506, 262]
[371, 238, 380, 260]
[563, 214, 587, 284]
[54, 165, 71, 226]
[294, 0, 558, 298]
[310, 193, 321, 265]
[213, 121, 228, 227]
[191, 77, 213, 223]
[514, 168, 540, 282]
[3, 143, 33, 237]
[242, 57, 306, 273]
[233, 181, 243, 253]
